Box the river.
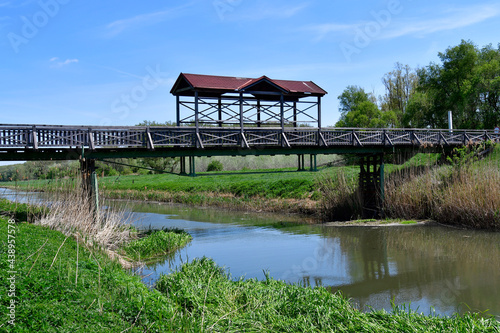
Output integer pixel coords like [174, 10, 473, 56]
[2, 188, 499, 319]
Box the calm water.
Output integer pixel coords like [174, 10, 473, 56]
[2, 188, 499, 319]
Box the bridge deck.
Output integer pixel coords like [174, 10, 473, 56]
[0, 125, 496, 160]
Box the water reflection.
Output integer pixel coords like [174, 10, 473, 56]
[1, 188, 499, 319]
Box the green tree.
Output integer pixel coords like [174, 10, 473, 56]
[417, 40, 483, 128]
[380, 63, 419, 127]
[136, 120, 176, 127]
[476, 44, 500, 128]
[335, 86, 397, 128]
[404, 92, 433, 128]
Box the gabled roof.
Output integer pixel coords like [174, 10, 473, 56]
[170, 73, 327, 97]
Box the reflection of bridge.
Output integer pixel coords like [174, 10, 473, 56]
[1, 73, 497, 217]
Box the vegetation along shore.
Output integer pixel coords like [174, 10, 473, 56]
[1, 198, 499, 331]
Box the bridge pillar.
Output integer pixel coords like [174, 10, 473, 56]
[359, 154, 384, 218]
[188, 156, 196, 177]
[80, 158, 99, 221]
[179, 156, 187, 175]
[309, 154, 318, 172]
[297, 154, 306, 171]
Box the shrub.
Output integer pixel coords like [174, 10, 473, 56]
[207, 160, 223, 172]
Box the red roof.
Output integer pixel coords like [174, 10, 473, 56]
[171, 73, 327, 96]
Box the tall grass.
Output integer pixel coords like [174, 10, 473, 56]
[385, 147, 500, 230]
[317, 170, 362, 221]
[154, 257, 500, 332]
[433, 163, 500, 229]
[384, 164, 441, 219]
[36, 191, 135, 251]
[2, 177, 142, 269]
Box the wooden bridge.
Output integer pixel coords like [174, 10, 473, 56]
[1, 124, 496, 218]
[2, 73, 497, 217]
[1, 125, 494, 159]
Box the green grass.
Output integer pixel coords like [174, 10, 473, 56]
[4, 166, 360, 200]
[0, 198, 47, 223]
[353, 219, 377, 223]
[1, 205, 500, 331]
[400, 220, 418, 225]
[156, 257, 500, 332]
[122, 228, 192, 262]
[0, 216, 168, 332]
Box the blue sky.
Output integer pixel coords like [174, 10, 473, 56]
[1, 0, 499, 128]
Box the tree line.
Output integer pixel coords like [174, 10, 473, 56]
[336, 40, 500, 129]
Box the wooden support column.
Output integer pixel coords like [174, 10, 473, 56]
[257, 99, 261, 127]
[280, 94, 285, 147]
[195, 91, 199, 131]
[195, 91, 202, 149]
[80, 158, 99, 222]
[359, 154, 384, 218]
[239, 92, 244, 147]
[218, 96, 223, 128]
[293, 102, 297, 128]
[176, 95, 180, 127]
[317, 96, 322, 145]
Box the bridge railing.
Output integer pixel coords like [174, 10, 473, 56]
[0, 125, 498, 150]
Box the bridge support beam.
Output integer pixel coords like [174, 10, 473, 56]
[359, 154, 384, 218]
[80, 158, 99, 221]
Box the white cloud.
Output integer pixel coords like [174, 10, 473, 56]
[305, 4, 500, 41]
[382, 5, 500, 40]
[224, 2, 309, 21]
[50, 57, 79, 68]
[303, 23, 360, 42]
[104, 3, 193, 37]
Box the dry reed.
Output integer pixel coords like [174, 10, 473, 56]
[317, 170, 362, 221]
[385, 158, 500, 230]
[34, 189, 135, 251]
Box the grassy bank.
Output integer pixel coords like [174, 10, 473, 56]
[122, 228, 192, 263]
[2, 166, 359, 216]
[2, 146, 500, 229]
[385, 145, 500, 230]
[1, 213, 499, 332]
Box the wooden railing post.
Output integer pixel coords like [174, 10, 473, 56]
[31, 125, 38, 150]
